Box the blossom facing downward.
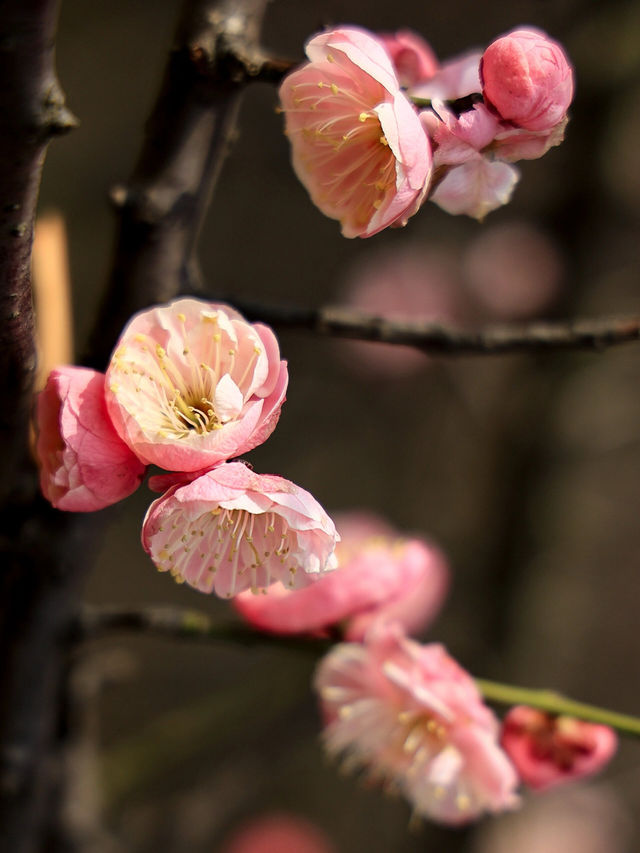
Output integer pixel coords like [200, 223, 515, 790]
[234, 511, 449, 639]
[500, 706, 617, 791]
[36, 367, 146, 511]
[481, 29, 574, 132]
[280, 26, 432, 238]
[315, 625, 519, 824]
[142, 462, 339, 598]
[105, 299, 288, 472]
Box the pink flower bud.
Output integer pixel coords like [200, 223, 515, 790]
[500, 706, 618, 791]
[315, 624, 519, 824]
[142, 462, 339, 598]
[234, 511, 449, 639]
[279, 26, 432, 238]
[378, 29, 439, 88]
[481, 29, 574, 132]
[105, 299, 288, 473]
[36, 367, 146, 511]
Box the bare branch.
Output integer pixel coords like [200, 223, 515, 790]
[77, 604, 328, 656]
[226, 299, 640, 356]
[0, 0, 76, 499]
[0, 2, 272, 850]
[86, 0, 274, 369]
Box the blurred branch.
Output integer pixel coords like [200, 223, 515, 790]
[78, 604, 640, 740]
[78, 604, 328, 656]
[86, 0, 275, 368]
[228, 299, 640, 355]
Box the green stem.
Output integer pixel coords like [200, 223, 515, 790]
[477, 678, 640, 739]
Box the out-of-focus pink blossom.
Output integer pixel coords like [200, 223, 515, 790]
[379, 30, 438, 87]
[220, 813, 337, 853]
[410, 51, 482, 101]
[234, 511, 449, 639]
[142, 462, 338, 598]
[481, 29, 574, 132]
[463, 222, 564, 320]
[336, 246, 461, 377]
[500, 706, 617, 791]
[105, 299, 287, 473]
[279, 26, 432, 238]
[315, 624, 519, 824]
[36, 367, 146, 511]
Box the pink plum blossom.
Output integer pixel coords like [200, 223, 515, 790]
[378, 30, 438, 88]
[481, 29, 574, 132]
[36, 367, 146, 511]
[422, 102, 520, 219]
[314, 624, 519, 824]
[279, 26, 432, 238]
[142, 462, 338, 598]
[463, 222, 564, 320]
[234, 511, 449, 639]
[105, 299, 287, 473]
[500, 706, 618, 791]
[220, 814, 336, 853]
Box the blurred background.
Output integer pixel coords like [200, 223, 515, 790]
[38, 0, 640, 850]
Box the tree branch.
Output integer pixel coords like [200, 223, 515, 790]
[77, 604, 640, 740]
[0, 2, 273, 850]
[86, 0, 274, 369]
[226, 299, 640, 356]
[0, 0, 76, 500]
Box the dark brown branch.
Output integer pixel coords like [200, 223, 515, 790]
[86, 0, 274, 369]
[0, 0, 76, 500]
[77, 603, 328, 656]
[227, 299, 640, 355]
[0, 2, 272, 851]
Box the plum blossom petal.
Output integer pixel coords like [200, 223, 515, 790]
[378, 30, 439, 88]
[481, 29, 574, 131]
[490, 118, 568, 162]
[105, 298, 287, 472]
[142, 462, 338, 598]
[315, 624, 519, 824]
[36, 367, 146, 511]
[431, 157, 519, 220]
[234, 511, 449, 639]
[410, 51, 482, 102]
[500, 706, 618, 791]
[279, 26, 432, 238]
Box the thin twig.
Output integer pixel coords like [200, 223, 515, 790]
[77, 604, 329, 657]
[77, 604, 640, 740]
[226, 298, 640, 356]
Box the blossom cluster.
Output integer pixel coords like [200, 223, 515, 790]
[280, 25, 573, 232]
[235, 514, 617, 824]
[36, 298, 339, 597]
